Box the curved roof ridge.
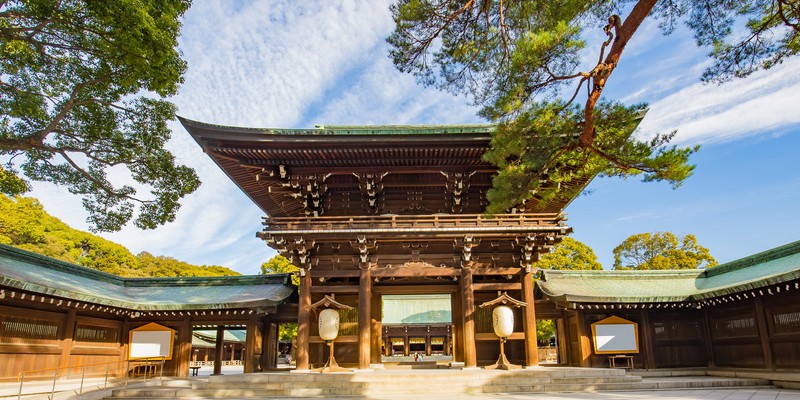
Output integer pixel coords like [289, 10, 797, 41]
[178, 116, 496, 136]
[703, 240, 800, 278]
[0, 244, 295, 311]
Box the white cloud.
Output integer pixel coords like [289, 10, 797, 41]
[636, 57, 800, 144]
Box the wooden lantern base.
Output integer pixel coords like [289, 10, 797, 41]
[313, 341, 350, 373]
[484, 338, 521, 370]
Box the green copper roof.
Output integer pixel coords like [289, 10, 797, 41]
[178, 116, 495, 137]
[0, 244, 295, 311]
[194, 329, 247, 343]
[538, 240, 800, 304]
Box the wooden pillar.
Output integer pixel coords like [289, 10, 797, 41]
[263, 322, 278, 369]
[754, 298, 774, 369]
[358, 266, 372, 369]
[639, 309, 656, 369]
[296, 270, 312, 370]
[426, 335, 431, 356]
[213, 326, 225, 375]
[451, 292, 463, 362]
[244, 314, 261, 373]
[404, 334, 409, 356]
[58, 309, 77, 374]
[702, 308, 716, 368]
[575, 310, 592, 367]
[461, 267, 477, 368]
[175, 316, 193, 377]
[370, 292, 382, 364]
[521, 271, 539, 366]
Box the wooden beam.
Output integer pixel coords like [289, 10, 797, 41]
[472, 267, 524, 276]
[310, 270, 359, 278]
[475, 332, 525, 341]
[373, 267, 458, 278]
[310, 285, 359, 294]
[373, 285, 459, 294]
[309, 335, 359, 344]
[473, 282, 521, 291]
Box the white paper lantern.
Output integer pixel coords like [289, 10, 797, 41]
[318, 308, 340, 341]
[492, 306, 515, 338]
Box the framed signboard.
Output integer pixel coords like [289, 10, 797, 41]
[128, 322, 175, 360]
[590, 316, 639, 354]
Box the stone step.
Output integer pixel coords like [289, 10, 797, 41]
[630, 368, 709, 377]
[548, 376, 643, 384]
[106, 368, 775, 399]
[643, 376, 771, 389]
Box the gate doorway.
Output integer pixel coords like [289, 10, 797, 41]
[380, 294, 453, 362]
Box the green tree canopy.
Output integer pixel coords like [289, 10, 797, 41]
[388, 0, 798, 212]
[261, 255, 299, 342]
[537, 237, 602, 271]
[0, 193, 238, 277]
[613, 232, 718, 270]
[261, 255, 299, 285]
[0, 0, 199, 232]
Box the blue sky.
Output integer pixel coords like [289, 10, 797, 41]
[28, 1, 800, 274]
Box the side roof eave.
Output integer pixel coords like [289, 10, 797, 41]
[0, 244, 296, 311]
[536, 240, 800, 305]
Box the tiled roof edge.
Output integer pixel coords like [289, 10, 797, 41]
[0, 243, 293, 287]
[703, 240, 800, 278]
[178, 116, 496, 136]
[0, 244, 125, 285]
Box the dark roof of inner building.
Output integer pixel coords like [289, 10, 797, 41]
[179, 117, 594, 217]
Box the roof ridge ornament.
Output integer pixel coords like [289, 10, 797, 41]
[479, 291, 528, 309]
[310, 294, 353, 311]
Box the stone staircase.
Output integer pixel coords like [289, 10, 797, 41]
[105, 367, 773, 398]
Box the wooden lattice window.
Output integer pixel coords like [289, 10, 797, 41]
[475, 307, 493, 333]
[712, 314, 757, 339]
[0, 316, 59, 344]
[338, 308, 358, 336]
[652, 319, 701, 341]
[75, 324, 119, 344]
[773, 310, 800, 335]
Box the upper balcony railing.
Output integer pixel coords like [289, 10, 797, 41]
[263, 213, 565, 232]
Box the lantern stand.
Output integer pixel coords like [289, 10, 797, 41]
[310, 294, 352, 373]
[479, 292, 527, 370]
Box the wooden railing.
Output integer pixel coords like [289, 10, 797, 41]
[264, 213, 565, 231]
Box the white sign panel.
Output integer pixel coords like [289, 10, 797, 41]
[594, 323, 637, 353]
[129, 330, 172, 359]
